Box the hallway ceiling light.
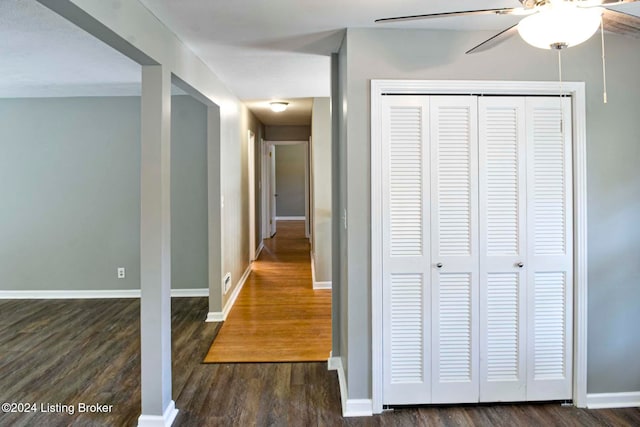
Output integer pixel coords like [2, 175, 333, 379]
[270, 101, 289, 113]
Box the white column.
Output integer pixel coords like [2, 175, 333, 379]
[138, 65, 178, 427]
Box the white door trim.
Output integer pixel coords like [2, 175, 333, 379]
[261, 138, 270, 239]
[248, 130, 256, 261]
[370, 80, 588, 413]
[264, 140, 311, 236]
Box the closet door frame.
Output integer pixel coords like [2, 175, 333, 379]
[371, 80, 588, 414]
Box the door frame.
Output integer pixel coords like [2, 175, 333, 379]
[261, 141, 277, 237]
[262, 139, 311, 238]
[248, 130, 257, 261]
[370, 80, 588, 413]
[261, 139, 270, 239]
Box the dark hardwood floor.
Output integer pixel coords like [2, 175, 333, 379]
[1, 297, 639, 426]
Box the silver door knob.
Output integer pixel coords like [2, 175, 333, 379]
[436, 263, 443, 269]
[517, 262, 524, 268]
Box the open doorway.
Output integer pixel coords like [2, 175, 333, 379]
[262, 140, 311, 240]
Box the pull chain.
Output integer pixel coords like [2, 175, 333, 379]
[558, 48, 564, 134]
[558, 47, 563, 98]
[601, 16, 608, 104]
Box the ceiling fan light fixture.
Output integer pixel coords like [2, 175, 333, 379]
[269, 101, 289, 113]
[517, 4, 603, 50]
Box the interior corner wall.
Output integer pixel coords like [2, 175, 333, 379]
[311, 98, 332, 283]
[340, 27, 640, 399]
[244, 110, 266, 254]
[337, 39, 350, 386]
[171, 95, 209, 289]
[0, 97, 141, 291]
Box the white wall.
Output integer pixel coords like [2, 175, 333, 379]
[311, 97, 332, 283]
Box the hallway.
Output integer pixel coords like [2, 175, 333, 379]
[204, 221, 332, 362]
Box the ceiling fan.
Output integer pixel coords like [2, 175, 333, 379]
[376, 0, 640, 54]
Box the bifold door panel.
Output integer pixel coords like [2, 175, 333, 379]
[381, 95, 573, 405]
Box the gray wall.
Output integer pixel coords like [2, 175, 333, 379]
[266, 125, 310, 141]
[171, 95, 208, 289]
[275, 144, 306, 217]
[0, 97, 141, 291]
[0, 95, 211, 292]
[244, 113, 265, 256]
[337, 39, 350, 385]
[311, 98, 332, 282]
[337, 28, 640, 399]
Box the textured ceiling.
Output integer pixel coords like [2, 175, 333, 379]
[0, 0, 142, 98]
[2, 0, 639, 115]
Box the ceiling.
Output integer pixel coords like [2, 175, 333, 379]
[3, 1, 640, 123]
[0, 0, 141, 98]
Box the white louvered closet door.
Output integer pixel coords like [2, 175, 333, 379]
[381, 96, 432, 404]
[430, 96, 480, 403]
[478, 97, 528, 402]
[525, 97, 573, 401]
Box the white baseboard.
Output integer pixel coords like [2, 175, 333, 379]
[328, 354, 341, 371]
[276, 216, 305, 221]
[255, 241, 264, 259]
[137, 400, 178, 427]
[206, 265, 252, 322]
[170, 288, 209, 297]
[586, 392, 640, 409]
[327, 356, 373, 417]
[0, 289, 141, 299]
[313, 281, 332, 290]
[0, 288, 208, 299]
[310, 252, 332, 290]
[345, 399, 374, 417]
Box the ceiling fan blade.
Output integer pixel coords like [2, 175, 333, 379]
[517, 0, 537, 8]
[599, 0, 639, 5]
[375, 8, 519, 24]
[465, 24, 519, 54]
[602, 8, 640, 37]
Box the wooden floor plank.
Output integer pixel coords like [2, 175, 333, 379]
[1, 297, 639, 425]
[204, 220, 332, 363]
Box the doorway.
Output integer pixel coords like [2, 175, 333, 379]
[261, 140, 310, 240]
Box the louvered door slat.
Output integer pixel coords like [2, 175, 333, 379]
[525, 97, 573, 401]
[431, 96, 479, 403]
[478, 97, 527, 402]
[382, 96, 431, 404]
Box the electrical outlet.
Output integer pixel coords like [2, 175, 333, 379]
[223, 273, 231, 294]
[117, 267, 126, 279]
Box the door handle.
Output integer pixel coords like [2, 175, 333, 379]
[436, 263, 443, 269]
[517, 262, 524, 268]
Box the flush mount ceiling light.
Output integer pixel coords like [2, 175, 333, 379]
[269, 102, 289, 113]
[517, 2, 604, 50]
[375, 0, 639, 54]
